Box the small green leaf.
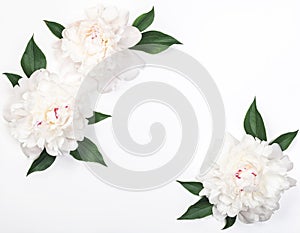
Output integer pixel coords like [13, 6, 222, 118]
[270, 130, 298, 151]
[87, 111, 111, 125]
[44, 20, 65, 39]
[21, 35, 47, 78]
[177, 197, 213, 220]
[222, 216, 237, 230]
[177, 181, 203, 195]
[244, 98, 267, 141]
[70, 137, 106, 166]
[27, 150, 56, 176]
[131, 30, 182, 54]
[3, 73, 23, 87]
[133, 7, 155, 32]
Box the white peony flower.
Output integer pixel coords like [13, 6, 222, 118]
[4, 69, 89, 159]
[56, 4, 142, 75]
[198, 133, 296, 224]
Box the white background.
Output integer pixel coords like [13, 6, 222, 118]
[1, 0, 300, 232]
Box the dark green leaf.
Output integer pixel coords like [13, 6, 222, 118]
[244, 98, 267, 141]
[27, 150, 56, 176]
[87, 111, 111, 125]
[270, 130, 298, 151]
[70, 137, 106, 166]
[21, 36, 47, 77]
[136, 31, 182, 45]
[177, 197, 213, 220]
[177, 181, 203, 195]
[222, 216, 237, 230]
[3, 73, 23, 87]
[44, 20, 65, 39]
[131, 30, 182, 54]
[133, 7, 155, 32]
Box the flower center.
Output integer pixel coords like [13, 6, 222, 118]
[35, 105, 70, 126]
[234, 164, 258, 192]
[87, 25, 101, 40]
[86, 24, 110, 58]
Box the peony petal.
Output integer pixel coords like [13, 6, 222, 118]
[238, 210, 258, 224]
[61, 139, 78, 151]
[222, 133, 239, 152]
[287, 177, 297, 187]
[102, 6, 118, 22]
[118, 26, 142, 49]
[112, 9, 129, 27]
[268, 143, 283, 159]
[212, 206, 227, 221]
[21, 145, 43, 160]
[255, 206, 273, 222]
[219, 194, 233, 206]
[227, 206, 240, 217]
[280, 155, 293, 172]
[199, 189, 209, 197]
[85, 5, 104, 20]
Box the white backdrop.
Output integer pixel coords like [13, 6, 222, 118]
[1, 0, 300, 232]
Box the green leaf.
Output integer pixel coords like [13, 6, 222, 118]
[177, 197, 213, 220]
[87, 111, 111, 125]
[131, 30, 182, 54]
[131, 44, 170, 54]
[222, 216, 237, 230]
[70, 137, 106, 166]
[21, 36, 47, 78]
[177, 181, 203, 195]
[27, 150, 56, 176]
[3, 73, 23, 87]
[270, 130, 298, 151]
[44, 20, 65, 39]
[133, 7, 155, 32]
[244, 98, 267, 141]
